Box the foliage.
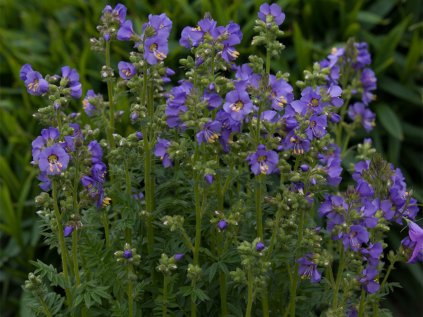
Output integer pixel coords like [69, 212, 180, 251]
[0, 0, 422, 316]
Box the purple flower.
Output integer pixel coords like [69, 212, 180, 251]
[354, 42, 372, 69]
[219, 22, 243, 63]
[143, 13, 172, 39]
[38, 172, 51, 191]
[342, 225, 369, 251]
[202, 89, 222, 110]
[305, 114, 327, 140]
[235, 64, 261, 89]
[82, 90, 101, 116]
[215, 110, 241, 152]
[280, 132, 310, 155]
[217, 219, 228, 231]
[361, 68, 377, 105]
[223, 83, 254, 121]
[297, 254, 321, 283]
[117, 20, 135, 41]
[123, 250, 133, 259]
[246, 144, 279, 175]
[136, 132, 143, 140]
[144, 35, 169, 65]
[38, 144, 70, 175]
[20, 64, 34, 81]
[64, 225, 74, 237]
[180, 17, 217, 48]
[359, 265, 380, 293]
[165, 81, 193, 129]
[154, 138, 172, 167]
[269, 75, 293, 111]
[258, 3, 285, 26]
[360, 200, 378, 228]
[118, 61, 136, 80]
[404, 220, 423, 263]
[174, 253, 184, 261]
[204, 174, 214, 184]
[141, 14, 172, 65]
[319, 195, 347, 231]
[88, 141, 103, 164]
[32, 127, 60, 163]
[256, 241, 265, 252]
[102, 3, 127, 24]
[23, 70, 49, 96]
[361, 243, 383, 266]
[196, 120, 222, 144]
[61, 66, 82, 99]
[317, 144, 342, 186]
[348, 102, 375, 132]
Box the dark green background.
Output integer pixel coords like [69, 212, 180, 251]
[0, 0, 422, 316]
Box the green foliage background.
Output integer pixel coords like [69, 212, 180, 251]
[0, 0, 421, 316]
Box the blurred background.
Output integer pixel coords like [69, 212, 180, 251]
[0, 0, 422, 316]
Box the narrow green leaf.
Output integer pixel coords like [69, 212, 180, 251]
[379, 78, 422, 107]
[375, 103, 404, 140]
[374, 17, 410, 70]
[293, 21, 310, 72]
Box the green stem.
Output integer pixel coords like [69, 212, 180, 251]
[380, 260, 396, 291]
[191, 174, 202, 317]
[332, 245, 346, 309]
[105, 40, 115, 149]
[163, 274, 169, 317]
[288, 208, 305, 317]
[37, 294, 53, 317]
[141, 65, 155, 255]
[245, 268, 254, 317]
[266, 41, 271, 75]
[102, 210, 110, 248]
[180, 229, 194, 252]
[219, 272, 228, 316]
[255, 175, 264, 240]
[128, 265, 134, 317]
[71, 232, 80, 285]
[124, 160, 132, 243]
[52, 181, 72, 309]
[217, 175, 228, 317]
[358, 288, 366, 317]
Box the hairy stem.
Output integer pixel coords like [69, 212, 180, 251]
[358, 288, 366, 317]
[332, 245, 346, 309]
[105, 40, 115, 150]
[245, 268, 254, 317]
[52, 181, 72, 309]
[288, 208, 305, 317]
[163, 274, 169, 317]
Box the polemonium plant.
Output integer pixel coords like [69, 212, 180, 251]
[22, 3, 421, 317]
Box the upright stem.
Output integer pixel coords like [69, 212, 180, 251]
[358, 288, 366, 317]
[127, 264, 134, 317]
[255, 175, 269, 316]
[217, 175, 228, 317]
[105, 40, 115, 150]
[52, 181, 72, 309]
[191, 173, 202, 317]
[288, 208, 305, 317]
[124, 160, 132, 243]
[142, 65, 155, 255]
[332, 245, 346, 309]
[163, 274, 169, 317]
[245, 268, 254, 317]
[255, 175, 264, 240]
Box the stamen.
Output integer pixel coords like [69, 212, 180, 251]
[230, 101, 244, 112]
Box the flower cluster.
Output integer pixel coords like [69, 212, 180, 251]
[81, 141, 108, 208]
[21, 3, 421, 317]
